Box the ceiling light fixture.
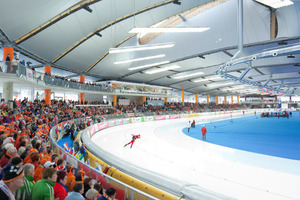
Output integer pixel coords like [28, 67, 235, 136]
[129, 27, 210, 33]
[192, 76, 222, 83]
[254, 0, 293, 9]
[128, 61, 170, 71]
[207, 82, 235, 87]
[109, 43, 175, 54]
[172, 72, 204, 79]
[82, 6, 93, 13]
[114, 54, 165, 65]
[144, 65, 181, 74]
[173, 0, 181, 5]
[95, 32, 102, 37]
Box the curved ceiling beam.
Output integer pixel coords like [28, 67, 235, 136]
[15, 0, 102, 45]
[52, 0, 173, 64]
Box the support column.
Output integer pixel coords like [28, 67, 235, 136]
[113, 95, 117, 106]
[44, 65, 51, 75]
[3, 47, 14, 73]
[231, 95, 233, 104]
[181, 90, 184, 102]
[195, 94, 198, 103]
[3, 47, 14, 61]
[44, 65, 52, 105]
[237, 96, 240, 103]
[224, 96, 227, 104]
[270, 8, 276, 39]
[164, 89, 167, 103]
[79, 93, 85, 104]
[3, 82, 13, 101]
[80, 75, 85, 104]
[45, 89, 51, 105]
[207, 94, 209, 104]
[216, 96, 219, 104]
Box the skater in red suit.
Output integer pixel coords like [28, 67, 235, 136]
[124, 134, 141, 148]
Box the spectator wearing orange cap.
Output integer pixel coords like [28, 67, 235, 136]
[66, 165, 75, 191]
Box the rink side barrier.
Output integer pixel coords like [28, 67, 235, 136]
[85, 149, 178, 200]
[49, 118, 160, 200]
[82, 110, 269, 200]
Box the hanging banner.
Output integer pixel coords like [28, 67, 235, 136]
[26, 68, 34, 82]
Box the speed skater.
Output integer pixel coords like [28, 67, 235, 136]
[124, 134, 141, 148]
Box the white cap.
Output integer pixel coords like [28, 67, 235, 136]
[44, 161, 55, 168]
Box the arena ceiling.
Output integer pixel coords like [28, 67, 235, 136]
[1, 0, 300, 97]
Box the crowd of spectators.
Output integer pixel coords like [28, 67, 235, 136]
[0, 98, 119, 200]
[114, 101, 247, 114]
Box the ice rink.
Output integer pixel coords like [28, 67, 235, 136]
[91, 114, 300, 200]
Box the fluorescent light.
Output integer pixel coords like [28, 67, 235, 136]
[144, 65, 181, 74]
[207, 82, 235, 87]
[129, 27, 210, 33]
[109, 43, 175, 54]
[221, 86, 255, 91]
[192, 76, 222, 83]
[128, 61, 170, 71]
[172, 72, 204, 79]
[114, 54, 165, 64]
[255, 0, 293, 9]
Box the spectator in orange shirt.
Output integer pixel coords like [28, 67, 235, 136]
[34, 159, 47, 182]
[66, 165, 75, 191]
[69, 170, 85, 192]
[23, 149, 38, 164]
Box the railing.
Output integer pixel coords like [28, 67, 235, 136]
[0, 61, 171, 97]
[49, 117, 160, 200]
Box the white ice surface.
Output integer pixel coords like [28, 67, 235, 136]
[91, 115, 300, 200]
